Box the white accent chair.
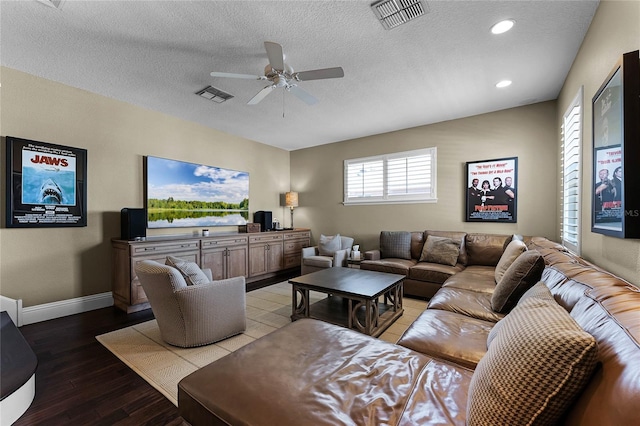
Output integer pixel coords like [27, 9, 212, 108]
[301, 235, 355, 275]
[135, 260, 246, 347]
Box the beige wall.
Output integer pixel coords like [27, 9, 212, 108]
[557, 0, 640, 286]
[2, 1, 637, 308]
[290, 101, 559, 253]
[0, 67, 291, 306]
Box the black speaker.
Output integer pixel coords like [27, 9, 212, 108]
[121, 208, 146, 240]
[253, 210, 273, 232]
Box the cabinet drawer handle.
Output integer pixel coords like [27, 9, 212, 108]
[144, 247, 156, 251]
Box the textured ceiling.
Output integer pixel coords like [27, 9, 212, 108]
[1, 0, 599, 151]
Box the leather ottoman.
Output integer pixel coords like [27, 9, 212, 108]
[178, 318, 472, 425]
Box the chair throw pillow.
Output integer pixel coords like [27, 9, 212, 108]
[491, 250, 545, 313]
[419, 235, 460, 266]
[379, 231, 412, 260]
[494, 239, 527, 283]
[468, 296, 598, 426]
[165, 256, 209, 286]
[318, 234, 342, 256]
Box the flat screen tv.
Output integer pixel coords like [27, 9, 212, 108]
[144, 156, 249, 228]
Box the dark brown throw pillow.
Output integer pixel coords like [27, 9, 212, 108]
[491, 250, 545, 313]
[419, 235, 460, 266]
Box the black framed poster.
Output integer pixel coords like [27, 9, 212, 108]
[5, 136, 88, 227]
[591, 50, 640, 238]
[465, 157, 517, 223]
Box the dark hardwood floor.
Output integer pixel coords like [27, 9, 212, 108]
[14, 272, 297, 425]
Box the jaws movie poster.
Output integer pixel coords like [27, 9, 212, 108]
[6, 136, 87, 227]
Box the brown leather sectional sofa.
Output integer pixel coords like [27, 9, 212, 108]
[360, 231, 517, 299]
[177, 234, 640, 425]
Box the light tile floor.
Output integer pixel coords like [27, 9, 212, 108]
[247, 281, 428, 343]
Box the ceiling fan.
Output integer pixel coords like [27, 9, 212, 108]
[210, 41, 344, 106]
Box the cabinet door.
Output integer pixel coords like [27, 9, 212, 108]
[201, 247, 227, 281]
[249, 243, 268, 277]
[267, 242, 284, 273]
[227, 245, 248, 278]
[283, 238, 309, 269]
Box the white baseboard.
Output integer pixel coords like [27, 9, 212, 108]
[22, 292, 114, 326]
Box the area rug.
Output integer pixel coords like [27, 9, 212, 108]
[96, 282, 319, 405]
[96, 281, 427, 406]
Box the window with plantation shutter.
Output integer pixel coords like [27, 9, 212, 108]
[344, 148, 437, 205]
[561, 88, 582, 254]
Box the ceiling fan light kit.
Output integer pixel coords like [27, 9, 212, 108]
[210, 41, 344, 106]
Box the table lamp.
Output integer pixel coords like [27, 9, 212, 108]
[285, 191, 299, 229]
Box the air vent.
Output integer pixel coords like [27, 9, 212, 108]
[371, 0, 428, 30]
[196, 86, 234, 103]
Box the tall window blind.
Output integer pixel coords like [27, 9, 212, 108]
[344, 148, 437, 205]
[561, 88, 583, 254]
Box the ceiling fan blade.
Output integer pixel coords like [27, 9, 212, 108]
[210, 72, 264, 80]
[264, 41, 285, 71]
[288, 85, 318, 106]
[294, 67, 344, 81]
[248, 85, 276, 105]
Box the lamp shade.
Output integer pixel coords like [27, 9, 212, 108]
[285, 191, 299, 208]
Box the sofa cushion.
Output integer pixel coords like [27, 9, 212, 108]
[408, 262, 464, 285]
[465, 233, 510, 266]
[494, 239, 527, 283]
[360, 258, 416, 276]
[467, 296, 598, 426]
[380, 231, 412, 260]
[318, 234, 341, 256]
[165, 256, 209, 286]
[419, 235, 460, 266]
[410, 231, 426, 261]
[491, 250, 545, 313]
[397, 309, 493, 369]
[442, 266, 496, 293]
[428, 287, 505, 323]
[302, 255, 333, 269]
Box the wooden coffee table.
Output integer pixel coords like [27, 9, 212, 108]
[289, 268, 404, 337]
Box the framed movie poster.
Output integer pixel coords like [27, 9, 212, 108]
[5, 136, 88, 227]
[591, 50, 640, 238]
[465, 157, 517, 223]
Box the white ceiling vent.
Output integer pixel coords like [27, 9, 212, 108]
[196, 86, 234, 103]
[371, 0, 428, 30]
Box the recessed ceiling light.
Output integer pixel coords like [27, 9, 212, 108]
[491, 19, 515, 35]
[496, 80, 512, 88]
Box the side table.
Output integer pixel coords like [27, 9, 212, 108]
[346, 257, 364, 268]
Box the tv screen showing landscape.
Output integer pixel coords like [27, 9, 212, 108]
[144, 156, 249, 228]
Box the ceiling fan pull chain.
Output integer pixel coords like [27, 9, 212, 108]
[283, 89, 286, 118]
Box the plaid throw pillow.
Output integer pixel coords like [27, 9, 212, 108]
[380, 231, 412, 260]
[469, 296, 598, 425]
